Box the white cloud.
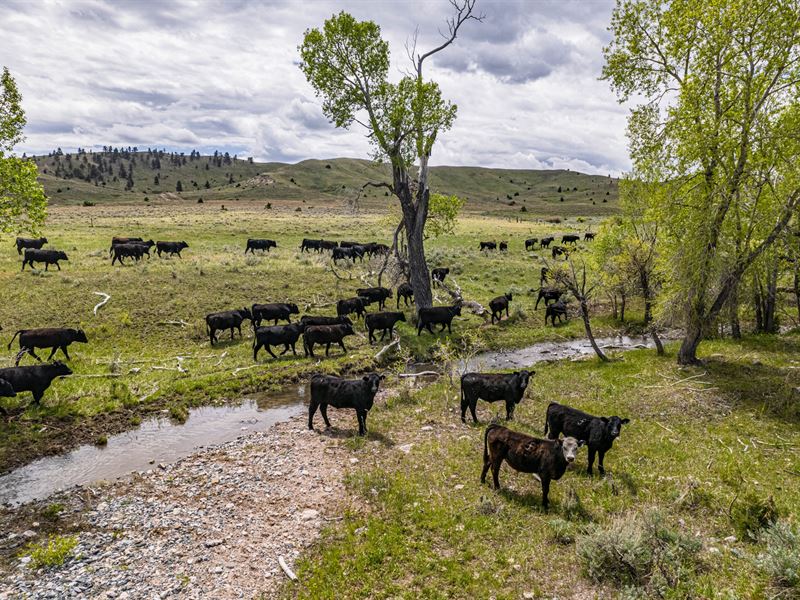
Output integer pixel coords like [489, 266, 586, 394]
[0, 0, 630, 175]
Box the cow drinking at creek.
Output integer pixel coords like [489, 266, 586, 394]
[365, 311, 406, 343]
[8, 328, 88, 363]
[417, 305, 462, 336]
[251, 303, 300, 327]
[544, 402, 630, 476]
[205, 308, 253, 345]
[303, 323, 355, 358]
[15, 237, 48, 255]
[481, 424, 583, 511]
[245, 238, 277, 253]
[308, 373, 384, 436]
[460, 370, 532, 423]
[489, 293, 513, 324]
[21, 249, 68, 271]
[253, 322, 305, 360]
[0, 362, 73, 404]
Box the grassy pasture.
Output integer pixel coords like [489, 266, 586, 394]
[0, 200, 620, 472]
[288, 335, 800, 599]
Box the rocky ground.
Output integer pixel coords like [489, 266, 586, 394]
[0, 407, 368, 600]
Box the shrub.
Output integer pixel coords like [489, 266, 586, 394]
[756, 521, 800, 591]
[549, 518, 578, 545]
[23, 535, 78, 569]
[94, 435, 108, 446]
[82, 200, 95, 207]
[169, 403, 189, 424]
[577, 510, 701, 594]
[731, 492, 779, 541]
[41, 503, 64, 521]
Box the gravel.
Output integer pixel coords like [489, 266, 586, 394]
[0, 410, 359, 599]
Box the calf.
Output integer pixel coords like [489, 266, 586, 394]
[535, 287, 563, 309]
[111, 243, 147, 265]
[552, 245, 569, 260]
[253, 322, 305, 360]
[252, 302, 300, 326]
[16, 237, 48, 255]
[156, 241, 189, 258]
[337, 297, 367, 320]
[545, 300, 568, 326]
[489, 293, 513, 324]
[525, 238, 538, 251]
[356, 287, 392, 310]
[544, 402, 629, 476]
[300, 315, 352, 328]
[109, 236, 143, 256]
[245, 238, 277, 253]
[365, 311, 406, 343]
[480, 241, 497, 251]
[364, 242, 389, 256]
[303, 323, 355, 358]
[9, 328, 88, 363]
[499, 241, 508, 251]
[460, 370, 531, 423]
[300, 238, 321, 253]
[22, 249, 68, 271]
[417, 305, 462, 335]
[396, 282, 414, 308]
[481, 424, 583, 510]
[206, 308, 253, 345]
[431, 267, 450, 287]
[562, 234, 580, 245]
[319, 240, 339, 252]
[540, 267, 550, 285]
[540, 236, 554, 248]
[308, 373, 384, 436]
[0, 362, 73, 404]
[584, 232, 595, 241]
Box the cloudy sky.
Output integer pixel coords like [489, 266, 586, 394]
[1, 0, 630, 175]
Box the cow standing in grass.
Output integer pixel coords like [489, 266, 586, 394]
[206, 308, 253, 345]
[8, 328, 88, 364]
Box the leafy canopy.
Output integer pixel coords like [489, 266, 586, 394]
[0, 67, 47, 234]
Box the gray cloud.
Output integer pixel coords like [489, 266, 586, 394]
[0, 0, 630, 175]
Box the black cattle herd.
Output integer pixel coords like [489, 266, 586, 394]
[4, 230, 613, 509]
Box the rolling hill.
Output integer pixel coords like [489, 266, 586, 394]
[31, 148, 619, 217]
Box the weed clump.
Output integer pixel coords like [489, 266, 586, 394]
[731, 492, 779, 541]
[577, 510, 701, 595]
[169, 403, 189, 424]
[23, 535, 78, 569]
[755, 521, 800, 591]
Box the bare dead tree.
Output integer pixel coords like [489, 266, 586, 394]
[553, 257, 609, 362]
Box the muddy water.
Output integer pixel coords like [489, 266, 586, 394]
[0, 386, 306, 506]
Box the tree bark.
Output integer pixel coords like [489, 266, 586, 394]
[728, 281, 741, 339]
[619, 292, 626, 322]
[651, 329, 665, 355]
[580, 300, 609, 362]
[677, 320, 703, 365]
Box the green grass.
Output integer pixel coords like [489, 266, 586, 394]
[0, 202, 623, 472]
[285, 336, 800, 599]
[22, 535, 78, 569]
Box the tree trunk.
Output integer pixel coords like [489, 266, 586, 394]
[794, 263, 800, 323]
[609, 293, 618, 320]
[406, 218, 432, 310]
[580, 299, 608, 362]
[677, 320, 703, 365]
[619, 292, 626, 322]
[728, 282, 741, 339]
[651, 328, 664, 356]
[640, 270, 652, 324]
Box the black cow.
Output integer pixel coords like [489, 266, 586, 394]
[540, 267, 550, 285]
[481, 424, 583, 510]
[319, 240, 339, 252]
[300, 238, 321, 253]
[562, 234, 580, 245]
[0, 378, 15, 398]
[22, 249, 68, 271]
[303, 323, 355, 358]
[339, 241, 359, 248]
[16, 237, 48, 255]
[111, 243, 147, 265]
[300, 315, 353, 328]
[337, 297, 367, 320]
[552, 245, 569, 260]
[109, 236, 144, 256]
[480, 241, 497, 251]
[525, 238, 538, 251]
[535, 287, 563, 309]
[356, 287, 392, 310]
[245, 238, 277, 254]
[540, 236, 555, 248]
[0, 362, 73, 404]
[499, 241, 508, 252]
[365, 311, 406, 343]
[252, 303, 300, 327]
[460, 370, 531, 423]
[156, 241, 189, 258]
[253, 322, 305, 360]
[545, 402, 630, 476]
[545, 300, 568, 326]
[417, 305, 461, 336]
[431, 268, 450, 287]
[206, 308, 253, 345]
[363, 242, 389, 256]
[489, 293, 513, 324]
[332, 246, 364, 263]
[396, 282, 414, 308]
[308, 373, 385, 436]
[584, 232, 595, 241]
[9, 328, 88, 363]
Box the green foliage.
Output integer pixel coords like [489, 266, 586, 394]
[169, 403, 189, 424]
[756, 521, 800, 591]
[731, 492, 779, 541]
[0, 67, 47, 234]
[424, 193, 465, 239]
[23, 535, 78, 569]
[41, 503, 64, 521]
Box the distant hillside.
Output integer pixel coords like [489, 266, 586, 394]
[31, 148, 619, 217]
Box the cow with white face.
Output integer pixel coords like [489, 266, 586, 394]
[481, 424, 583, 511]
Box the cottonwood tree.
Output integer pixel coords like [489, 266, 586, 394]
[603, 0, 800, 364]
[0, 67, 46, 234]
[299, 2, 482, 310]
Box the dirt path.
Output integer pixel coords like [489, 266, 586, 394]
[0, 405, 370, 599]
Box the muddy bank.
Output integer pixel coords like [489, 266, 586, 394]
[0, 408, 366, 600]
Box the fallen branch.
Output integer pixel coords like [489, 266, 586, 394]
[158, 320, 189, 327]
[278, 556, 297, 581]
[436, 277, 488, 319]
[93, 292, 111, 315]
[374, 336, 400, 361]
[398, 370, 440, 378]
[232, 364, 260, 376]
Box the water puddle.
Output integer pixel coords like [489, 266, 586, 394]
[0, 385, 306, 506]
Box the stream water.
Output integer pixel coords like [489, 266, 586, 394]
[0, 334, 663, 506]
